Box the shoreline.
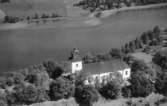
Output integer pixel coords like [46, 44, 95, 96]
[91, 3, 167, 18]
[1, 3, 167, 30]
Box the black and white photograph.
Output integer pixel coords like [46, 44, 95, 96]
[0, 0, 167, 106]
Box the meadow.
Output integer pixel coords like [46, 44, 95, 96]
[0, 0, 67, 17]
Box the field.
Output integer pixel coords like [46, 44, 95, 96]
[0, 0, 67, 17]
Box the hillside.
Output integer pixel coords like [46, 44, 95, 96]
[24, 94, 167, 106]
[0, 9, 5, 19]
[0, 0, 67, 17]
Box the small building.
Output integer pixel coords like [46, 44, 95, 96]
[68, 48, 131, 85]
[68, 48, 83, 74]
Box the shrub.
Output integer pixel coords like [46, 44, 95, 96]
[49, 77, 74, 101]
[75, 85, 99, 106]
[99, 80, 121, 99]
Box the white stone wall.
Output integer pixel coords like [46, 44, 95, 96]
[122, 68, 131, 79]
[84, 68, 131, 85]
[71, 61, 83, 73]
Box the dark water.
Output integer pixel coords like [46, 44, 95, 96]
[0, 7, 167, 74]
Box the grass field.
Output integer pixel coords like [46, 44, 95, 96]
[0, 0, 67, 17]
[27, 93, 167, 106]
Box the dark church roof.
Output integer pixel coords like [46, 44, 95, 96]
[84, 59, 129, 75]
[68, 48, 82, 62]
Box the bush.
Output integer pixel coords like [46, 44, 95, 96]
[75, 85, 99, 106]
[99, 80, 121, 99]
[49, 77, 74, 101]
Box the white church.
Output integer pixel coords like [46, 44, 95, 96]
[67, 48, 131, 85]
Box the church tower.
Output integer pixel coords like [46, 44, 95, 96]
[69, 48, 83, 74]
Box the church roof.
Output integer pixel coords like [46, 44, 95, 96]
[84, 59, 129, 75]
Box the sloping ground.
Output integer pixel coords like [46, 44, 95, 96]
[23, 98, 126, 106]
[64, 0, 90, 17]
[24, 98, 79, 106]
[0, 9, 5, 19]
[0, 0, 67, 17]
[25, 93, 167, 106]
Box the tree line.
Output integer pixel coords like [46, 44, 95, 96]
[3, 13, 62, 24]
[82, 26, 165, 64]
[0, 0, 10, 3]
[74, 0, 167, 12]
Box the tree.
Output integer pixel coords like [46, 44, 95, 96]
[83, 52, 96, 63]
[131, 60, 147, 71]
[51, 13, 59, 18]
[130, 71, 155, 97]
[33, 13, 39, 19]
[16, 84, 39, 104]
[75, 85, 99, 106]
[99, 80, 121, 99]
[153, 50, 167, 69]
[0, 92, 7, 106]
[14, 84, 49, 105]
[155, 70, 167, 96]
[140, 32, 150, 45]
[0, 0, 10, 3]
[43, 61, 64, 79]
[109, 48, 123, 59]
[122, 86, 131, 98]
[153, 26, 161, 37]
[134, 38, 143, 49]
[128, 41, 135, 52]
[49, 77, 74, 101]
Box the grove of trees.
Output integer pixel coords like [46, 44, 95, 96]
[74, 0, 167, 12]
